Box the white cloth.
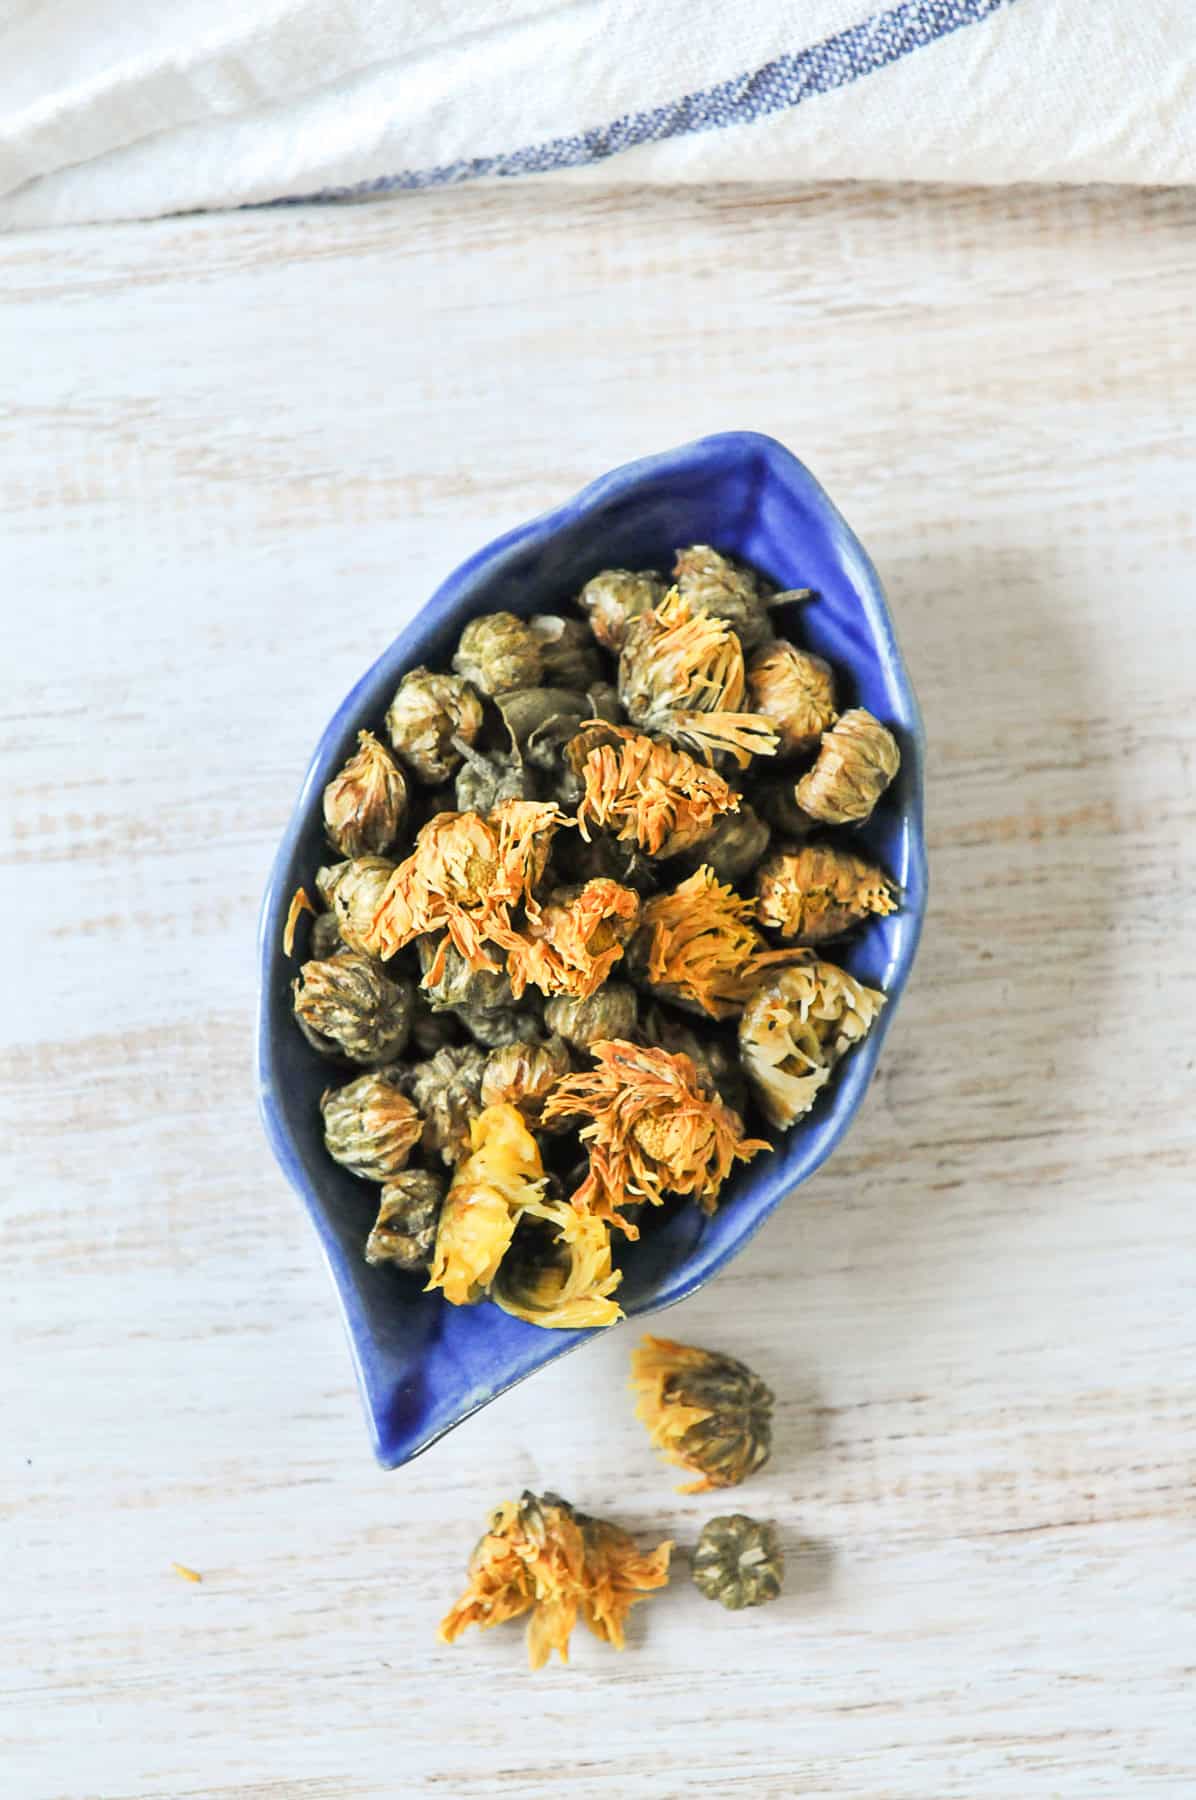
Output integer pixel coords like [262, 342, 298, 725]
[1, 0, 1194, 230]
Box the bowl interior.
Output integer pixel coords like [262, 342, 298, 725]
[257, 432, 926, 1467]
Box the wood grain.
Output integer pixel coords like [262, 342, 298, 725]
[2, 180, 1194, 1799]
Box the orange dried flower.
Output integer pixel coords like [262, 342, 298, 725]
[755, 843, 898, 942]
[426, 1102, 548, 1306]
[542, 1038, 769, 1236]
[502, 879, 641, 1001]
[494, 1205, 623, 1330]
[575, 731, 741, 859]
[633, 866, 810, 1020]
[439, 1491, 671, 1670]
[619, 590, 780, 768]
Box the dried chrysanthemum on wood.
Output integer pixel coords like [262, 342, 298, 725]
[756, 843, 897, 942]
[543, 982, 638, 1051]
[494, 1206, 623, 1330]
[385, 668, 485, 786]
[746, 640, 838, 759]
[453, 612, 544, 696]
[439, 1491, 671, 1669]
[365, 1169, 445, 1270]
[427, 1103, 549, 1305]
[292, 950, 414, 1066]
[680, 801, 771, 886]
[575, 730, 741, 859]
[317, 856, 396, 953]
[529, 614, 603, 690]
[323, 730, 409, 857]
[631, 866, 809, 1021]
[542, 1038, 768, 1235]
[692, 1515, 784, 1611]
[738, 959, 886, 1128]
[503, 879, 641, 1001]
[619, 591, 779, 768]
[481, 1035, 572, 1124]
[320, 1070, 423, 1183]
[578, 568, 666, 652]
[795, 707, 901, 825]
[409, 1042, 487, 1166]
[631, 1335, 774, 1492]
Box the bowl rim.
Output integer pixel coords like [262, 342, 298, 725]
[255, 430, 927, 1466]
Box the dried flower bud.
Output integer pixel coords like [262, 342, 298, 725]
[321, 1069, 423, 1182]
[409, 1043, 488, 1165]
[639, 1004, 748, 1117]
[752, 775, 820, 841]
[309, 912, 345, 961]
[756, 843, 897, 942]
[439, 1490, 671, 1669]
[544, 982, 638, 1050]
[795, 708, 901, 825]
[323, 730, 409, 857]
[481, 1035, 572, 1124]
[738, 959, 886, 1128]
[293, 951, 414, 1066]
[365, 1169, 445, 1270]
[631, 867, 809, 1020]
[386, 667, 484, 785]
[427, 1103, 549, 1304]
[453, 738, 537, 814]
[673, 544, 772, 650]
[317, 856, 397, 953]
[453, 612, 543, 696]
[578, 568, 666, 652]
[529, 614, 603, 690]
[681, 803, 771, 885]
[453, 999, 542, 1049]
[575, 729, 742, 859]
[417, 934, 513, 1013]
[631, 1335, 774, 1492]
[495, 687, 590, 773]
[543, 1039, 768, 1235]
[620, 591, 779, 768]
[692, 1515, 783, 1611]
[746, 640, 838, 759]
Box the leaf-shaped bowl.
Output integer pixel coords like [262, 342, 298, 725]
[256, 432, 926, 1468]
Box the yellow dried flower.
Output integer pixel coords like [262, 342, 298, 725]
[755, 843, 898, 942]
[426, 1103, 549, 1305]
[575, 730, 741, 859]
[631, 1335, 774, 1493]
[323, 730, 409, 857]
[633, 866, 810, 1020]
[738, 959, 886, 1128]
[439, 1491, 671, 1670]
[494, 1206, 623, 1330]
[619, 590, 779, 768]
[795, 708, 901, 825]
[542, 1038, 769, 1236]
[746, 640, 838, 758]
[502, 879, 641, 1001]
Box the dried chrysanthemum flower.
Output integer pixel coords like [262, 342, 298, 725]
[481, 1035, 572, 1124]
[417, 934, 513, 1013]
[529, 614, 603, 690]
[427, 1103, 549, 1304]
[543, 982, 638, 1051]
[756, 843, 897, 942]
[680, 802, 771, 886]
[673, 544, 775, 651]
[323, 730, 409, 857]
[292, 950, 414, 1066]
[692, 1514, 784, 1611]
[542, 1038, 768, 1234]
[576, 729, 741, 859]
[619, 591, 779, 768]
[795, 708, 901, 825]
[738, 959, 886, 1128]
[439, 1491, 671, 1669]
[746, 640, 838, 758]
[321, 1069, 423, 1182]
[453, 612, 543, 696]
[631, 866, 808, 1021]
[409, 1042, 487, 1165]
[503, 880, 641, 1002]
[453, 738, 537, 814]
[494, 1206, 623, 1330]
[364, 1169, 446, 1270]
[578, 568, 666, 652]
[639, 1004, 748, 1118]
[631, 1335, 774, 1492]
[317, 856, 397, 953]
[282, 885, 316, 956]
[385, 667, 485, 785]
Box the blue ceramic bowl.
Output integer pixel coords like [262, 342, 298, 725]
[256, 432, 926, 1469]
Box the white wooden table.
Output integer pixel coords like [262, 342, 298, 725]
[3, 181, 1194, 1800]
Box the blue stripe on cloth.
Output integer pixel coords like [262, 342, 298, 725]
[290, 0, 1020, 204]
